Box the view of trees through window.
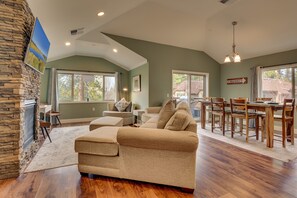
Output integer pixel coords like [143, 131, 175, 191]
[261, 66, 297, 103]
[172, 72, 207, 120]
[58, 72, 116, 102]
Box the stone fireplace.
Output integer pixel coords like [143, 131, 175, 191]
[0, 0, 42, 179]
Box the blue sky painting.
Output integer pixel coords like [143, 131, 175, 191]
[32, 18, 50, 57]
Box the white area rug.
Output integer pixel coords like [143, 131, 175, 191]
[24, 125, 89, 173]
[199, 125, 297, 163]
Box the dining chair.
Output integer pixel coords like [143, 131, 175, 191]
[211, 97, 228, 135]
[205, 97, 214, 123]
[256, 97, 272, 141]
[230, 98, 259, 142]
[273, 98, 295, 147]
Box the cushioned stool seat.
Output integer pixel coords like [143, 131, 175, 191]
[75, 127, 119, 156]
[89, 116, 123, 131]
[75, 127, 121, 177]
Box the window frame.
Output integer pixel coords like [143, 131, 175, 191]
[57, 70, 117, 104]
[258, 63, 297, 101]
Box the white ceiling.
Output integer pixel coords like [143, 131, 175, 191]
[27, 0, 297, 70]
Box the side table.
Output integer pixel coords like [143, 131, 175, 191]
[132, 109, 145, 125]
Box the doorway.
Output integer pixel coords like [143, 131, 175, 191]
[172, 70, 209, 121]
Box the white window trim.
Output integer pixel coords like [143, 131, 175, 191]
[258, 63, 297, 98]
[57, 70, 117, 103]
[172, 69, 209, 98]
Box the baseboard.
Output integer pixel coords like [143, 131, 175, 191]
[60, 117, 98, 124]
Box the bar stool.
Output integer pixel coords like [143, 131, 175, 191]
[39, 120, 52, 142]
[46, 111, 62, 126]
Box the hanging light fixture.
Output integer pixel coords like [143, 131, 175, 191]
[224, 21, 241, 63]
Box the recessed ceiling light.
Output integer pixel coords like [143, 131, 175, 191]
[97, 12, 104, 16]
[113, 48, 118, 53]
[65, 42, 71, 46]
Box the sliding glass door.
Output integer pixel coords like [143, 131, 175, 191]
[172, 70, 208, 121]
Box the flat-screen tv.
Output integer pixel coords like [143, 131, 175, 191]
[24, 18, 50, 74]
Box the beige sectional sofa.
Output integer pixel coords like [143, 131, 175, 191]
[75, 100, 198, 191]
[141, 106, 161, 123]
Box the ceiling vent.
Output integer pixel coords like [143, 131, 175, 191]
[220, 0, 237, 5]
[220, 0, 229, 4]
[70, 28, 84, 36]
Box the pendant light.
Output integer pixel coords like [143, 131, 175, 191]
[224, 21, 241, 63]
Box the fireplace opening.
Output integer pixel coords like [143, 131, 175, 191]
[23, 99, 37, 149]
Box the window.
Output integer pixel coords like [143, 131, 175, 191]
[57, 71, 116, 102]
[259, 64, 297, 103]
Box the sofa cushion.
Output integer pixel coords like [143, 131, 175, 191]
[89, 116, 123, 131]
[115, 98, 130, 112]
[125, 102, 132, 112]
[157, 99, 175, 129]
[103, 111, 133, 118]
[75, 127, 119, 156]
[117, 127, 198, 152]
[140, 122, 157, 128]
[176, 101, 192, 114]
[165, 110, 192, 131]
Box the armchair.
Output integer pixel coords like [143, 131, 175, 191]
[103, 102, 134, 125]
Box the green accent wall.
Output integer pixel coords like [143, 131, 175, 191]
[221, 49, 297, 100]
[107, 34, 221, 106]
[59, 103, 107, 119]
[129, 62, 149, 109]
[40, 55, 129, 119]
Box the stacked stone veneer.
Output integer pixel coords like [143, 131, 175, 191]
[0, 0, 42, 179]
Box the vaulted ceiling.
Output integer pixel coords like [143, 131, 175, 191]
[27, 0, 297, 70]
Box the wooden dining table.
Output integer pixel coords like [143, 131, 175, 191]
[199, 100, 283, 148]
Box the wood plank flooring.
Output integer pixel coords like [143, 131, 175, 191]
[1, 124, 297, 197]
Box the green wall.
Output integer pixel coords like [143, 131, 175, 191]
[107, 34, 221, 106]
[41, 55, 129, 119]
[221, 49, 297, 100]
[129, 62, 149, 109]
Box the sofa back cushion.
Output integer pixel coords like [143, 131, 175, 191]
[176, 101, 192, 114]
[184, 119, 197, 133]
[164, 109, 192, 131]
[125, 102, 132, 112]
[157, 99, 175, 129]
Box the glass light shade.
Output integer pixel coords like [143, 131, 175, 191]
[234, 54, 241, 62]
[224, 56, 231, 63]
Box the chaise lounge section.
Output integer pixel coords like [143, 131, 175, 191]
[75, 100, 198, 191]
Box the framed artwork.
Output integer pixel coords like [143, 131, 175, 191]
[133, 75, 141, 92]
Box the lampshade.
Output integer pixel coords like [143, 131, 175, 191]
[234, 53, 241, 62]
[224, 56, 231, 63]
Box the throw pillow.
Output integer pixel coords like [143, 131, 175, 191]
[157, 99, 175, 129]
[165, 110, 191, 131]
[176, 101, 192, 115]
[125, 102, 132, 112]
[115, 98, 130, 112]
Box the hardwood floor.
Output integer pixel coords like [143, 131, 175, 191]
[1, 124, 297, 197]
